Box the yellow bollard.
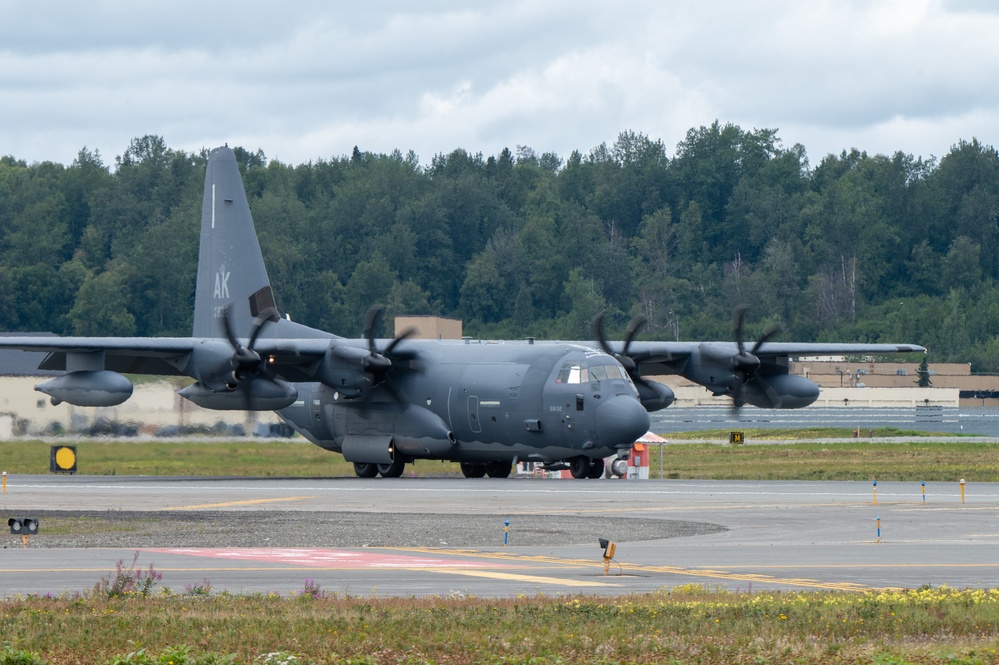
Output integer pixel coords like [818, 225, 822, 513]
[960, 479, 966, 504]
[876, 517, 881, 544]
[873, 480, 877, 506]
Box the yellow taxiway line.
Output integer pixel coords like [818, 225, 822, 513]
[155, 496, 315, 511]
[391, 547, 881, 592]
[425, 568, 615, 587]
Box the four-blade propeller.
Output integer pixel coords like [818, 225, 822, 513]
[221, 306, 273, 388]
[592, 313, 653, 390]
[729, 305, 782, 409]
[358, 304, 421, 406]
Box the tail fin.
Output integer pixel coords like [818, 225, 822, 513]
[192, 146, 279, 339]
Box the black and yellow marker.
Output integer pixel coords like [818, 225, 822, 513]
[50, 445, 77, 473]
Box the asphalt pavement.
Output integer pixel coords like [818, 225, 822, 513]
[2, 474, 998, 597]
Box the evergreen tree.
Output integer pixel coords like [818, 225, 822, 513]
[916, 355, 932, 387]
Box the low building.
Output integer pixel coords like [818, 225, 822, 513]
[395, 316, 462, 340]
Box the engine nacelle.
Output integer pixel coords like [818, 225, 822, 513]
[179, 378, 298, 411]
[636, 380, 675, 412]
[35, 370, 133, 407]
[742, 374, 820, 409]
[187, 340, 241, 392]
[315, 345, 372, 398]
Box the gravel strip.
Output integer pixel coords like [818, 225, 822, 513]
[6, 510, 727, 549]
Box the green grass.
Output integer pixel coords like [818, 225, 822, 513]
[0, 440, 461, 478]
[666, 426, 953, 440]
[646, 440, 999, 481]
[4, 583, 999, 664]
[2, 433, 998, 481]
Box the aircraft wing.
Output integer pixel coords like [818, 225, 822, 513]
[627, 341, 927, 376]
[619, 340, 926, 409]
[0, 336, 335, 379]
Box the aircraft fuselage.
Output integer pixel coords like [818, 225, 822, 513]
[278, 341, 650, 466]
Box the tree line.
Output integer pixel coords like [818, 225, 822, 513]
[1, 125, 997, 369]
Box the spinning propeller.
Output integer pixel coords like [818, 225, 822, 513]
[193, 305, 296, 411]
[357, 304, 421, 406]
[729, 305, 782, 409]
[221, 306, 274, 388]
[592, 313, 653, 390]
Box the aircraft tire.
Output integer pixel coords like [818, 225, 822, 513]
[377, 459, 406, 478]
[485, 461, 512, 478]
[460, 462, 487, 478]
[353, 462, 378, 478]
[586, 458, 605, 479]
[568, 456, 591, 479]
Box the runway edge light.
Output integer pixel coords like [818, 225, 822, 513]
[8, 517, 38, 547]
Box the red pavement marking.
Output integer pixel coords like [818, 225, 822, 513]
[145, 548, 512, 569]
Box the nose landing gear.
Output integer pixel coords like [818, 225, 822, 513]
[568, 456, 605, 479]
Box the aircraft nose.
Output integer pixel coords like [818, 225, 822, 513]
[594, 394, 650, 447]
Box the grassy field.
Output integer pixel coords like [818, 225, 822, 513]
[0, 439, 461, 478]
[3, 579, 999, 664]
[1, 429, 997, 481]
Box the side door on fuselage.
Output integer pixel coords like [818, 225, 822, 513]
[544, 355, 595, 450]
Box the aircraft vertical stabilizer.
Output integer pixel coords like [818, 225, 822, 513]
[192, 146, 278, 340]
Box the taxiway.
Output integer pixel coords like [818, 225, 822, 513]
[2, 475, 998, 597]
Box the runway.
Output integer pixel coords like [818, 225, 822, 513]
[3, 475, 999, 597]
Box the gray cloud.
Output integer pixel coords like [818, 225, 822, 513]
[1, 0, 996, 166]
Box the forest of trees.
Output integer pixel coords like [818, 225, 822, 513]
[1, 124, 998, 369]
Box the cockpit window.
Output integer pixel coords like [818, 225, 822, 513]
[555, 363, 588, 384]
[555, 361, 628, 384]
[589, 364, 627, 381]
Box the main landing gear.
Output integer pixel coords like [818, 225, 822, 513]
[460, 461, 512, 478]
[353, 459, 407, 478]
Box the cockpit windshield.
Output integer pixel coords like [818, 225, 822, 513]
[589, 363, 628, 382]
[554, 361, 629, 385]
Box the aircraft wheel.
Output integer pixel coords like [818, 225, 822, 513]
[586, 458, 605, 479]
[485, 461, 512, 478]
[460, 462, 487, 478]
[568, 456, 591, 479]
[377, 458, 406, 478]
[353, 462, 378, 478]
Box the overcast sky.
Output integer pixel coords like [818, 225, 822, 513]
[2, 0, 998, 169]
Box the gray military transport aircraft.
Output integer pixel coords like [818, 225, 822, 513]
[0, 146, 925, 479]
